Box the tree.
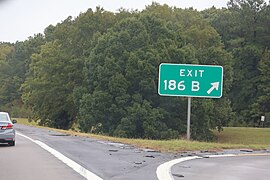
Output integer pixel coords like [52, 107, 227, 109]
[251, 50, 270, 125]
[205, 0, 270, 126]
[79, 4, 233, 140]
[2, 3, 244, 140]
[0, 43, 14, 107]
[22, 41, 80, 129]
[227, 0, 268, 44]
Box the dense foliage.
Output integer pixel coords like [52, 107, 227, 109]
[203, 0, 270, 126]
[0, 0, 269, 140]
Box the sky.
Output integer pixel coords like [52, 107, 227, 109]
[0, 0, 229, 43]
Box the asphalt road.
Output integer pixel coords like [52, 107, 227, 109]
[171, 155, 270, 180]
[8, 124, 174, 180]
[0, 134, 85, 180]
[3, 124, 270, 180]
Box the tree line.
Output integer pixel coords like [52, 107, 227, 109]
[0, 0, 269, 140]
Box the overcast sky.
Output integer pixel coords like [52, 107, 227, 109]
[0, 0, 229, 43]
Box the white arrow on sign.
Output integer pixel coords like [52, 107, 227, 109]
[207, 82, 219, 94]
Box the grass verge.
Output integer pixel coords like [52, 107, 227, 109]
[15, 118, 270, 152]
[213, 127, 270, 145]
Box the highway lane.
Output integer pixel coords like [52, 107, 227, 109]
[9, 124, 270, 180]
[171, 155, 270, 180]
[0, 134, 85, 180]
[13, 124, 173, 180]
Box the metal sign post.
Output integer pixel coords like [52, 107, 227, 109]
[187, 97, 191, 140]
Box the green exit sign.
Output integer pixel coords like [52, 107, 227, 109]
[158, 63, 223, 98]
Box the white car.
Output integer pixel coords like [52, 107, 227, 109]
[0, 112, 16, 146]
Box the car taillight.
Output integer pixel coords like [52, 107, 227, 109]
[1, 123, 13, 130]
[6, 123, 13, 129]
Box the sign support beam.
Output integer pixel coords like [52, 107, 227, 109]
[187, 97, 191, 140]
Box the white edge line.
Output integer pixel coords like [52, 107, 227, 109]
[156, 154, 236, 180]
[17, 132, 103, 180]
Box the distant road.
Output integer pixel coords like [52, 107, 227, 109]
[171, 155, 270, 180]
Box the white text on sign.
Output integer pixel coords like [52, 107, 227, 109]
[179, 69, 204, 77]
[163, 80, 200, 92]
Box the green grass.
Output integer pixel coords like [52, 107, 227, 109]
[15, 118, 270, 152]
[213, 127, 270, 145]
[14, 118, 39, 126]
